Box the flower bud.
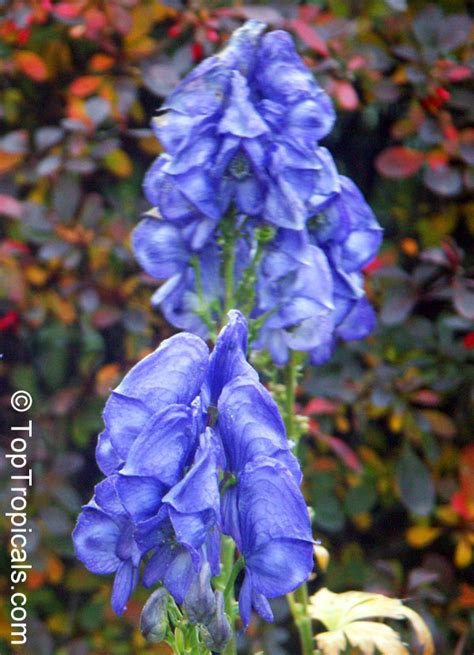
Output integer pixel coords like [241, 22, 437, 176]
[314, 544, 330, 572]
[140, 587, 169, 643]
[183, 561, 216, 624]
[203, 591, 232, 653]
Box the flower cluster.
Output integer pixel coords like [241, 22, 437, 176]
[133, 20, 382, 365]
[73, 311, 313, 631]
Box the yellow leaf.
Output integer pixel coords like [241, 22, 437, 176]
[309, 587, 434, 655]
[406, 525, 442, 548]
[25, 265, 48, 287]
[389, 412, 403, 434]
[104, 149, 133, 177]
[43, 40, 72, 77]
[335, 415, 350, 433]
[318, 621, 410, 655]
[139, 135, 163, 156]
[47, 613, 69, 635]
[95, 363, 121, 397]
[47, 556, 64, 584]
[352, 512, 372, 531]
[455, 538, 472, 568]
[420, 409, 457, 439]
[0, 151, 24, 175]
[436, 505, 459, 526]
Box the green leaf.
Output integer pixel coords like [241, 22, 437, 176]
[344, 477, 378, 517]
[313, 489, 345, 532]
[396, 444, 435, 516]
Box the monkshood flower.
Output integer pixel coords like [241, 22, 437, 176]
[229, 457, 314, 629]
[73, 310, 313, 626]
[144, 20, 337, 232]
[252, 175, 382, 364]
[134, 21, 382, 365]
[132, 214, 223, 338]
[73, 476, 141, 615]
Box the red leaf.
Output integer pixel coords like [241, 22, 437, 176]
[332, 80, 359, 110]
[302, 398, 338, 416]
[376, 147, 425, 179]
[463, 331, 474, 349]
[70, 75, 101, 97]
[0, 310, 19, 332]
[53, 2, 83, 19]
[426, 150, 449, 170]
[290, 19, 329, 57]
[412, 389, 440, 406]
[317, 433, 362, 473]
[362, 256, 382, 274]
[15, 51, 48, 82]
[0, 239, 29, 256]
[445, 65, 472, 83]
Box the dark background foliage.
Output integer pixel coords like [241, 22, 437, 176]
[0, 1, 473, 653]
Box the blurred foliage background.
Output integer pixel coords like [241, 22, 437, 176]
[0, 1, 473, 653]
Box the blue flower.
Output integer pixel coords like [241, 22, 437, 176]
[75, 311, 313, 623]
[72, 476, 141, 615]
[133, 21, 382, 364]
[252, 231, 335, 365]
[95, 331, 209, 475]
[217, 377, 301, 482]
[309, 175, 382, 275]
[136, 430, 221, 603]
[203, 308, 258, 406]
[143, 20, 337, 233]
[228, 457, 314, 628]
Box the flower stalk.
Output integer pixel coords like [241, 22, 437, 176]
[283, 352, 313, 655]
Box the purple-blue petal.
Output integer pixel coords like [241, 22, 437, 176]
[114, 332, 209, 410]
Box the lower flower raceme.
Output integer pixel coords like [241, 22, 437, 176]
[72, 311, 314, 631]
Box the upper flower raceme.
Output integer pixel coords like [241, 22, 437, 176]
[134, 20, 382, 365]
[73, 311, 313, 624]
[145, 20, 337, 231]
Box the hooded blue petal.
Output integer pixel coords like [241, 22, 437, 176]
[96, 430, 122, 475]
[120, 404, 197, 486]
[132, 218, 190, 279]
[217, 377, 301, 482]
[103, 392, 152, 461]
[114, 333, 209, 410]
[73, 506, 122, 575]
[234, 457, 313, 625]
[204, 310, 258, 406]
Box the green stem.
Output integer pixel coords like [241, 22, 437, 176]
[284, 352, 313, 655]
[287, 586, 313, 655]
[224, 557, 245, 602]
[220, 540, 241, 655]
[284, 350, 298, 441]
[212, 536, 238, 655]
[221, 216, 238, 315]
[213, 535, 235, 592]
[191, 256, 216, 337]
[212, 539, 245, 655]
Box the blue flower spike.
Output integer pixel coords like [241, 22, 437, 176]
[133, 19, 381, 363]
[73, 311, 314, 628]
